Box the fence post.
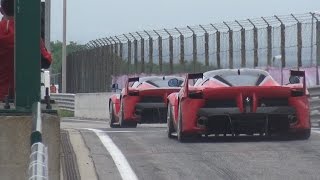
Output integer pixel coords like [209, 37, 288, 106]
[315, 17, 320, 85]
[97, 39, 105, 91]
[292, 14, 302, 68]
[275, 15, 285, 85]
[115, 37, 123, 78]
[97, 41, 103, 92]
[175, 28, 185, 71]
[200, 25, 209, 68]
[211, 24, 221, 69]
[224, 22, 233, 69]
[105, 40, 112, 91]
[154, 30, 163, 73]
[262, 17, 272, 67]
[107, 38, 114, 89]
[187, 26, 197, 72]
[164, 29, 173, 74]
[248, 19, 258, 68]
[130, 33, 138, 73]
[111, 37, 118, 78]
[236, 21, 246, 67]
[137, 32, 145, 73]
[145, 31, 153, 73]
[101, 38, 109, 91]
[123, 34, 131, 74]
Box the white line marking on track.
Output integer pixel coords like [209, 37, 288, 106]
[312, 128, 320, 134]
[87, 128, 138, 180]
[63, 119, 107, 123]
[83, 130, 166, 133]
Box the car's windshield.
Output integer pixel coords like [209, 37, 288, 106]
[215, 74, 263, 86]
[202, 70, 268, 86]
[131, 77, 184, 88]
[144, 78, 183, 87]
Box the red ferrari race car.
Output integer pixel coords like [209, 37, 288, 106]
[109, 76, 184, 128]
[167, 69, 311, 142]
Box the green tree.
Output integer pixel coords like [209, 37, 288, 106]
[50, 41, 85, 74]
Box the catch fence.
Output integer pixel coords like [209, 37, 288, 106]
[67, 12, 320, 93]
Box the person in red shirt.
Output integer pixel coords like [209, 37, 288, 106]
[0, 0, 52, 101]
[50, 83, 57, 94]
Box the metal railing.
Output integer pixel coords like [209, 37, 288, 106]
[28, 102, 48, 180]
[51, 93, 75, 111]
[308, 86, 320, 126]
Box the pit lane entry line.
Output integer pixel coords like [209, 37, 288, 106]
[87, 128, 138, 180]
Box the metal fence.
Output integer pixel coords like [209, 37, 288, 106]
[67, 12, 320, 93]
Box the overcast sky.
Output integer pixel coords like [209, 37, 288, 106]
[51, 0, 320, 44]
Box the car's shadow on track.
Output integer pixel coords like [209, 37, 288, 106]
[174, 135, 305, 143]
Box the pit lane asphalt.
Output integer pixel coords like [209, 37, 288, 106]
[62, 118, 320, 180]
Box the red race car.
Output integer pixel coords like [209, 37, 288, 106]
[167, 69, 311, 141]
[109, 76, 184, 128]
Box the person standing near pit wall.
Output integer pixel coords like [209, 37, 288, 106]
[50, 83, 57, 93]
[0, 0, 52, 101]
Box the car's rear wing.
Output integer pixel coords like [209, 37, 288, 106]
[125, 77, 139, 94]
[128, 77, 139, 82]
[290, 70, 306, 93]
[183, 73, 203, 97]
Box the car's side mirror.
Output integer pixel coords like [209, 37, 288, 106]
[289, 76, 300, 84]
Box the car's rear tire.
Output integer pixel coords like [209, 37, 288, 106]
[127, 121, 138, 128]
[167, 105, 175, 138]
[177, 103, 185, 142]
[109, 102, 118, 128]
[294, 129, 311, 140]
[119, 99, 138, 128]
[119, 99, 126, 128]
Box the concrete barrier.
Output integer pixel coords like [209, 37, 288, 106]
[0, 113, 60, 180]
[75, 93, 114, 119]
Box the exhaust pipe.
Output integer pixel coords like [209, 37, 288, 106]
[197, 116, 208, 127]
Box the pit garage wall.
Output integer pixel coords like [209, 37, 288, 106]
[75, 93, 115, 119]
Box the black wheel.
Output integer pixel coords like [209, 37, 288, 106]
[127, 122, 138, 128]
[119, 99, 126, 128]
[118, 99, 137, 128]
[109, 102, 118, 128]
[167, 105, 175, 138]
[177, 103, 185, 142]
[294, 129, 311, 140]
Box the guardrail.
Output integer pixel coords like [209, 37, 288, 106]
[308, 86, 320, 127]
[51, 93, 75, 111]
[28, 102, 48, 180]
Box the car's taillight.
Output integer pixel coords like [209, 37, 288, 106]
[189, 91, 203, 99]
[291, 89, 304, 97]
